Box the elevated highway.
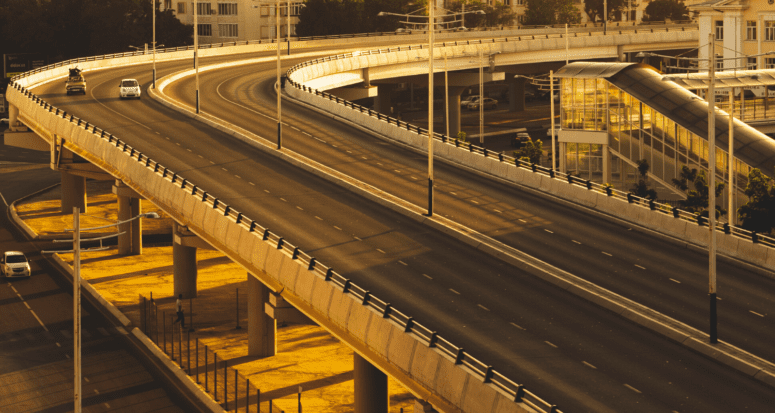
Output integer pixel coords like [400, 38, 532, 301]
[6, 28, 775, 412]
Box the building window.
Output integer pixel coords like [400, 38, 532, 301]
[766, 20, 775, 41]
[715, 20, 723, 40]
[197, 23, 212, 36]
[766, 58, 775, 69]
[716, 55, 723, 70]
[290, 3, 304, 16]
[219, 23, 238, 37]
[164, 0, 172, 9]
[177, 2, 185, 13]
[747, 21, 757, 40]
[195, 2, 212, 15]
[748, 57, 757, 70]
[218, 3, 237, 15]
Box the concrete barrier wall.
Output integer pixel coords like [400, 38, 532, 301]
[8, 75, 539, 413]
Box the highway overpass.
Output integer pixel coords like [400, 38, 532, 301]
[5, 27, 775, 412]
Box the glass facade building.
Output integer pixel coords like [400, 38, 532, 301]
[555, 62, 775, 211]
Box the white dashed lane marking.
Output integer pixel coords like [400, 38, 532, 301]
[519, 219, 527, 223]
[235, 175, 241, 179]
[583, 361, 597, 369]
[544, 229, 553, 234]
[450, 289, 460, 295]
[280, 198, 287, 202]
[545, 341, 558, 348]
[315, 216, 322, 220]
[478, 304, 490, 311]
[423, 274, 433, 280]
[333, 226, 342, 231]
[221, 168, 228, 172]
[750, 310, 765, 317]
[602, 251, 612, 256]
[376, 249, 385, 254]
[624, 384, 641, 394]
[296, 206, 303, 211]
[669, 278, 681, 284]
[572, 240, 581, 244]
[249, 182, 255, 186]
[510, 322, 525, 330]
[635, 264, 646, 270]
[398, 261, 407, 266]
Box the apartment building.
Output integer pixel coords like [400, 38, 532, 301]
[163, 0, 304, 43]
[690, 0, 775, 71]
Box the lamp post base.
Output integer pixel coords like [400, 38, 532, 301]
[710, 292, 718, 344]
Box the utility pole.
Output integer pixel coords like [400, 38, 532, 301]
[73, 207, 82, 413]
[708, 33, 718, 344]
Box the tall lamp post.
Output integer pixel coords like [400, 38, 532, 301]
[194, 0, 200, 113]
[708, 33, 718, 344]
[427, 0, 435, 216]
[276, 0, 283, 149]
[152, 0, 157, 88]
[42, 209, 159, 413]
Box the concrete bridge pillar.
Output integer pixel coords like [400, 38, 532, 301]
[60, 171, 87, 214]
[8, 103, 19, 129]
[447, 86, 466, 139]
[508, 75, 528, 112]
[247, 274, 277, 357]
[414, 399, 438, 412]
[172, 222, 211, 298]
[113, 180, 143, 255]
[375, 84, 394, 115]
[354, 353, 387, 413]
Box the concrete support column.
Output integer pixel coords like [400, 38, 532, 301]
[602, 144, 612, 184]
[414, 399, 438, 412]
[116, 189, 131, 255]
[8, 103, 18, 129]
[617, 45, 626, 62]
[559, 142, 567, 173]
[354, 353, 387, 413]
[508, 75, 528, 112]
[130, 197, 141, 255]
[447, 86, 466, 139]
[248, 274, 276, 357]
[172, 222, 198, 298]
[60, 171, 86, 214]
[375, 84, 394, 115]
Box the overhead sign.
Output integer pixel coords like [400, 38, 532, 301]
[3, 53, 48, 79]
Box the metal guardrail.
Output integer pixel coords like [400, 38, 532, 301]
[10, 81, 563, 412]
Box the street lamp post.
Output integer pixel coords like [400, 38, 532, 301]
[427, 0, 435, 216]
[152, 0, 157, 89]
[43, 209, 159, 413]
[708, 33, 718, 344]
[194, 0, 200, 114]
[276, 0, 282, 149]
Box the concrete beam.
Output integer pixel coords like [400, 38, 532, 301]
[264, 293, 314, 325]
[329, 86, 378, 101]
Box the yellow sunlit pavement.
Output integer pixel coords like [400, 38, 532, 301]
[15, 180, 415, 413]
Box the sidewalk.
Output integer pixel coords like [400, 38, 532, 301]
[15, 180, 415, 413]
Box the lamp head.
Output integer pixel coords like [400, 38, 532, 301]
[377, 11, 386, 16]
[476, 10, 485, 14]
[141, 212, 161, 219]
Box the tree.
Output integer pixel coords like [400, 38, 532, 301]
[523, 0, 580, 26]
[738, 168, 775, 234]
[678, 170, 726, 218]
[672, 165, 698, 191]
[1, 0, 191, 63]
[642, 0, 689, 22]
[447, 1, 517, 28]
[584, 0, 625, 25]
[296, 0, 418, 37]
[515, 138, 543, 164]
[629, 159, 657, 200]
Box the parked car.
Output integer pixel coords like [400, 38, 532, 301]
[460, 95, 481, 107]
[66, 67, 86, 95]
[467, 97, 498, 110]
[119, 79, 141, 99]
[1, 251, 31, 278]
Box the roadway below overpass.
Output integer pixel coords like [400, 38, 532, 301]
[19, 42, 775, 412]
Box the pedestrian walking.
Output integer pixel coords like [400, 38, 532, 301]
[173, 294, 185, 328]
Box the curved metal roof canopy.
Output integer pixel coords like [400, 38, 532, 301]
[555, 62, 775, 175]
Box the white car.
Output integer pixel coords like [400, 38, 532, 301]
[1, 251, 31, 278]
[460, 95, 481, 107]
[119, 79, 141, 99]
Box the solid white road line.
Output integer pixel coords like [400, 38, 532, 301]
[545, 341, 558, 348]
[450, 289, 460, 295]
[624, 384, 641, 394]
[635, 264, 646, 270]
[582, 361, 597, 369]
